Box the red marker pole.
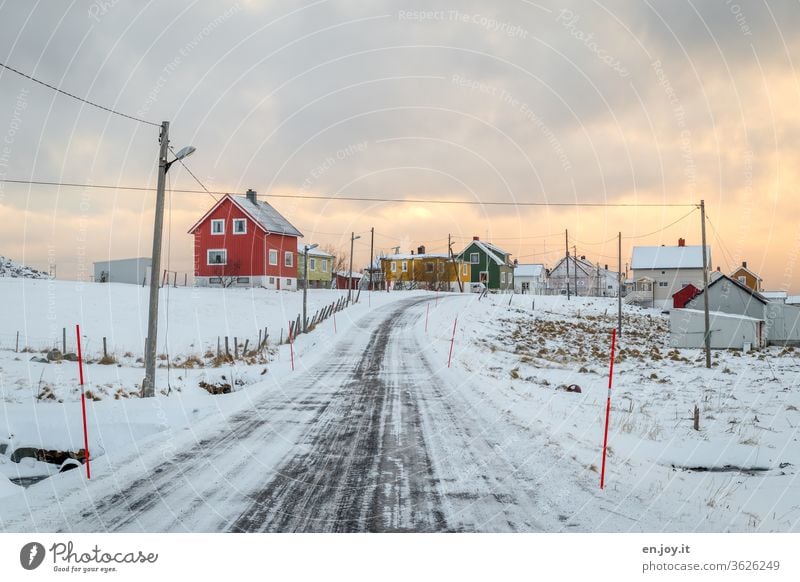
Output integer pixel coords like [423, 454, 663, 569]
[447, 315, 458, 368]
[288, 321, 295, 371]
[425, 303, 429, 333]
[75, 325, 91, 480]
[600, 327, 617, 490]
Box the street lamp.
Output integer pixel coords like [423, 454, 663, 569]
[302, 243, 319, 333]
[348, 232, 361, 304]
[141, 121, 195, 398]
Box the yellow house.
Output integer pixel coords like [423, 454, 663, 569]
[381, 250, 468, 291]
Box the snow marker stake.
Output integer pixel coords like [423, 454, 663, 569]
[425, 303, 429, 333]
[333, 308, 337, 334]
[288, 321, 295, 371]
[447, 315, 458, 368]
[75, 325, 91, 480]
[600, 327, 617, 490]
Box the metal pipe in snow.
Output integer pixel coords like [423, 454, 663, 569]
[600, 327, 617, 490]
[75, 324, 91, 480]
[447, 315, 458, 368]
[288, 320, 295, 371]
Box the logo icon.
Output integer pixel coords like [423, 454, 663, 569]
[20, 542, 46, 570]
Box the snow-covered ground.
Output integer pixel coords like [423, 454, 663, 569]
[431, 293, 800, 532]
[0, 278, 418, 496]
[1, 279, 799, 532]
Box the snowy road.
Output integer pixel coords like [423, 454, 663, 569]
[5, 296, 633, 532]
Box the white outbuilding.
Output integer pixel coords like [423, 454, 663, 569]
[93, 257, 152, 285]
[669, 308, 766, 350]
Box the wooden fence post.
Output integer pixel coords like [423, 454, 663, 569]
[243, 339, 249, 356]
[103, 337, 108, 358]
[16, 331, 19, 352]
[225, 336, 230, 357]
[62, 327, 66, 353]
[234, 337, 239, 359]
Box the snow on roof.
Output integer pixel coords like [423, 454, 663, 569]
[786, 295, 800, 304]
[762, 290, 788, 299]
[459, 240, 511, 266]
[334, 270, 363, 279]
[234, 196, 303, 237]
[514, 263, 544, 277]
[631, 245, 710, 270]
[674, 308, 764, 322]
[296, 243, 333, 257]
[381, 253, 451, 260]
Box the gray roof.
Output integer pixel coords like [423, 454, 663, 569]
[235, 196, 303, 237]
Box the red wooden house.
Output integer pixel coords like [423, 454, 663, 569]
[188, 189, 303, 289]
[672, 283, 700, 309]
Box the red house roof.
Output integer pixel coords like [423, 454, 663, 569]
[187, 193, 303, 237]
[672, 284, 700, 309]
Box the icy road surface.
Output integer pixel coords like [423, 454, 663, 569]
[3, 296, 634, 532]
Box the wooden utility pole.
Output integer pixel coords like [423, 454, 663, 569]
[449, 234, 463, 293]
[142, 121, 170, 398]
[565, 229, 570, 300]
[700, 200, 711, 368]
[369, 227, 374, 292]
[573, 245, 578, 298]
[618, 232, 622, 337]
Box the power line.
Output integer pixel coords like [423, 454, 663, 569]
[0, 61, 160, 127]
[0, 179, 698, 207]
[168, 146, 218, 203]
[622, 208, 698, 240]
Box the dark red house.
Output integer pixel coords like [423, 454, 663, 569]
[188, 190, 303, 289]
[672, 283, 700, 309]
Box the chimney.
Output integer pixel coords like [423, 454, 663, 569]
[473, 236, 480, 241]
[246, 189, 257, 204]
[417, 245, 426, 255]
[678, 237, 685, 247]
[580, 255, 586, 260]
[604, 264, 608, 270]
[742, 261, 747, 268]
[410, 250, 414, 255]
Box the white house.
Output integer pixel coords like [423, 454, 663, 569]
[628, 238, 710, 309]
[547, 254, 619, 297]
[513, 263, 546, 294]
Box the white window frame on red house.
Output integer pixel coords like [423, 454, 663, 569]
[211, 219, 225, 235]
[285, 251, 293, 267]
[269, 249, 278, 266]
[233, 218, 247, 234]
[207, 249, 227, 265]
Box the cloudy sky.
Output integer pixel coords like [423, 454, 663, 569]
[1, 1, 799, 289]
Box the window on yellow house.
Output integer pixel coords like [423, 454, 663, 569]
[390, 262, 396, 273]
[402, 261, 408, 272]
[426, 262, 434, 273]
[462, 264, 468, 276]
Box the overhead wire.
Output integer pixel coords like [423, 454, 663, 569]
[0, 179, 697, 207]
[0, 61, 161, 127]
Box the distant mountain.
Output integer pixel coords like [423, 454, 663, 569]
[0, 256, 50, 279]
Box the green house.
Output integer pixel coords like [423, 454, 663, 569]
[456, 237, 514, 290]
